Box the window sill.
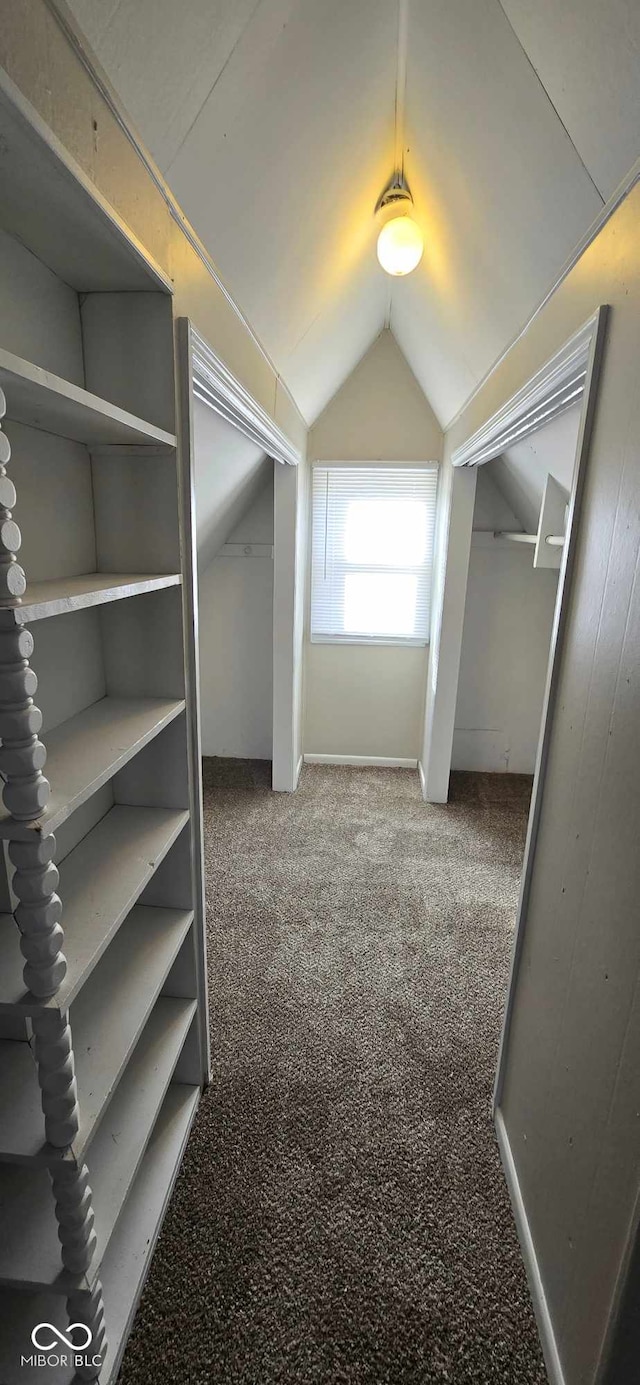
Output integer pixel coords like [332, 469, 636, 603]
[310, 636, 429, 648]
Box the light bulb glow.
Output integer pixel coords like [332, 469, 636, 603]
[376, 214, 424, 276]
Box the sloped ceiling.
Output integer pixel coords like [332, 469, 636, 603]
[194, 399, 270, 570]
[65, 0, 640, 427]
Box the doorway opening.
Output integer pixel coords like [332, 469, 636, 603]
[176, 320, 303, 794]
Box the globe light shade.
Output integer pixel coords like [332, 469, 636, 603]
[376, 214, 424, 276]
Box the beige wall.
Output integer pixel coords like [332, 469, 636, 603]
[439, 185, 640, 1384]
[304, 330, 443, 761]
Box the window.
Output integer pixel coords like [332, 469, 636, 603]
[311, 465, 438, 645]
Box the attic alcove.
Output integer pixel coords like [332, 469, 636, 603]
[194, 399, 274, 763]
[453, 405, 581, 774]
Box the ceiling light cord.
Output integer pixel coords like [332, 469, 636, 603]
[394, 0, 409, 181]
[375, 0, 422, 277]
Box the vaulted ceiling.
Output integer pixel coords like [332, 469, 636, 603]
[66, 0, 640, 427]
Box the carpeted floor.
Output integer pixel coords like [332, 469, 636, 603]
[118, 762, 548, 1385]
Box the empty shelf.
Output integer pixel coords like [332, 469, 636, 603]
[0, 696, 186, 838]
[98, 1083, 199, 1385]
[0, 347, 176, 449]
[0, 805, 189, 1014]
[0, 905, 193, 1164]
[0, 997, 196, 1292]
[14, 572, 181, 623]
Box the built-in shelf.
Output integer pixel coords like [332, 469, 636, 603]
[0, 906, 193, 1165]
[98, 1082, 200, 1385]
[0, 998, 196, 1293]
[0, 805, 190, 1013]
[0, 347, 176, 450]
[0, 72, 171, 294]
[13, 572, 182, 623]
[0, 696, 186, 839]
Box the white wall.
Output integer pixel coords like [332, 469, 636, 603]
[194, 401, 274, 758]
[452, 537, 558, 772]
[304, 330, 443, 761]
[433, 184, 640, 1384]
[451, 411, 580, 775]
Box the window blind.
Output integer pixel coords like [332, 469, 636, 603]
[311, 465, 438, 645]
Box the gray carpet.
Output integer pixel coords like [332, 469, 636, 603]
[118, 762, 547, 1385]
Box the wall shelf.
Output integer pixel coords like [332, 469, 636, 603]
[0, 806, 189, 1013]
[0, 71, 207, 1383]
[14, 573, 182, 623]
[0, 347, 176, 450]
[0, 697, 186, 839]
[0, 906, 193, 1166]
[0, 996, 196, 1292]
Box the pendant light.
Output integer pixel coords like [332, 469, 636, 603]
[375, 177, 424, 277]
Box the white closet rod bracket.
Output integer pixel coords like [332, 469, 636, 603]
[220, 543, 274, 558]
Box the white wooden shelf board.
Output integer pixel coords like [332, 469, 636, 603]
[0, 696, 186, 839]
[0, 998, 196, 1293]
[98, 1083, 200, 1385]
[0, 805, 189, 1014]
[0, 906, 193, 1165]
[0, 348, 176, 449]
[13, 572, 181, 623]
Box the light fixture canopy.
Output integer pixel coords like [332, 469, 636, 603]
[375, 174, 424, 277]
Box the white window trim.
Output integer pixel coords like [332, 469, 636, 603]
[309, 460, 439, 649]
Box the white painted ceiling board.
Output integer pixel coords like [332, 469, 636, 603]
[500, 0, 640, 199]
[397, 0, 603, 423]
[282, 264, 389, 425]
[63, 0, 635, 427]
[67, 0, 263, 171]
[166, 0, 397, 423]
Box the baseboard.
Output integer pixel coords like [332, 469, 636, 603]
[303, 754, 418, 768]
[295, 753, 304, 788]
[418, 759, 427, 798]
[495, 1109, 566, 1385]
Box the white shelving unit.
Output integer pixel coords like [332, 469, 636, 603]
[0, 72, 208, 1384]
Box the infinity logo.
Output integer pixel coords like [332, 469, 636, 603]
[31, 1323, 92, 1351]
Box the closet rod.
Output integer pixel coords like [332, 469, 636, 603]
[493, 531, 565, 547]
